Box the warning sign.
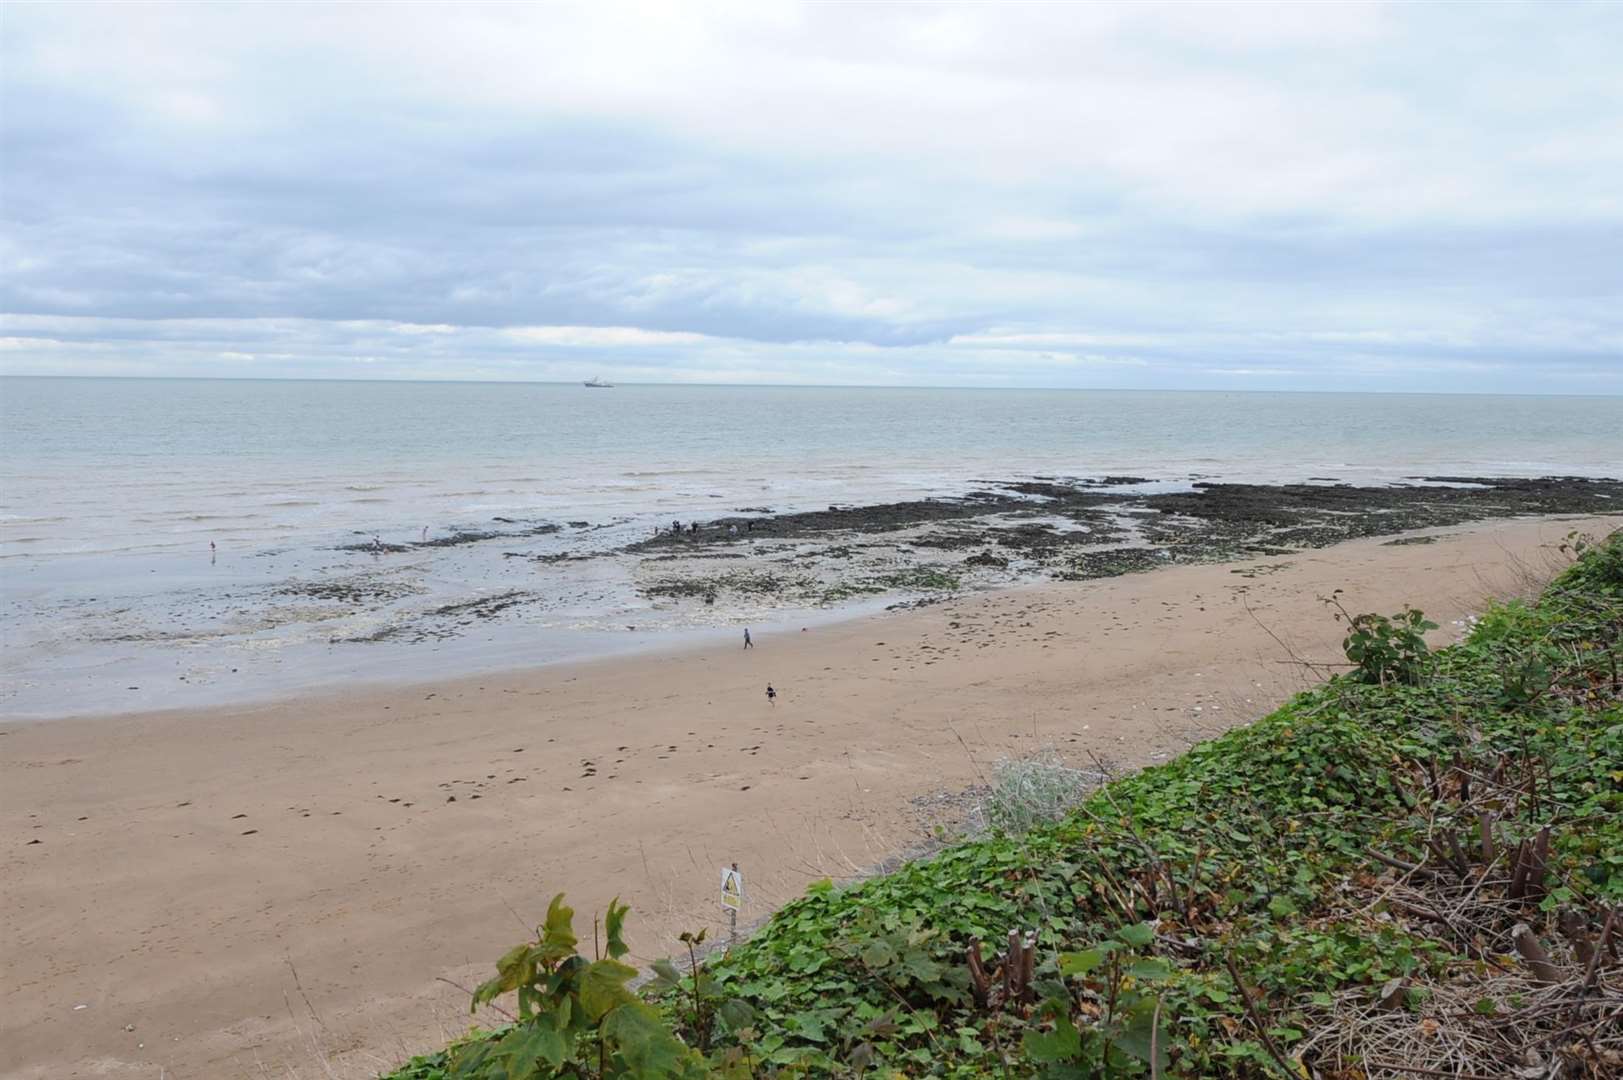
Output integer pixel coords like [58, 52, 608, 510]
[720, 866, 744, 911]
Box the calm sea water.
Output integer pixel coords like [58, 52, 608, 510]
[5, 379, 1620, 561]
[2, 378, 1619, 717]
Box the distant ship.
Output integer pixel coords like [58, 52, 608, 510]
[583, 376, 614, 388]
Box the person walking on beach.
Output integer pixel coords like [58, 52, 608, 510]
[765, 683, 776, 705]
[743, 628, 753, 649]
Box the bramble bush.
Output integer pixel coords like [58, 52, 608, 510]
[1322, 590, 1438, 686]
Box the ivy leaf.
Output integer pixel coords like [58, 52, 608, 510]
[1059, 948, 1108, 976]
[1022, 1012, 1081, 1062]
[1116, 922, 1156, 947]
[1127, 957, 1173, 981]
[1110, 996, 1169, 1073]
[897, 948, 943, 984]
[717, 998, 756, 1033]
[859, 939, 897, 969]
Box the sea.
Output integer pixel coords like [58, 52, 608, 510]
[2, 377, 1620, 718]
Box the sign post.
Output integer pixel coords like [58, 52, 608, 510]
[720, 863, 743, 947]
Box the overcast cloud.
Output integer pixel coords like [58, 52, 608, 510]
[2, 1, 1620, 390]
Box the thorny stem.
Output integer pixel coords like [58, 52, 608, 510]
[685, 936, 710, 1051]
[1221, 950, 1298, 1080]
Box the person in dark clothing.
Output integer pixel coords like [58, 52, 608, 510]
[743, 628, 753, 649]
[765, 684, 776, 705]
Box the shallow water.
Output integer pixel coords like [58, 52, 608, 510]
[2, 378, 1619, 717]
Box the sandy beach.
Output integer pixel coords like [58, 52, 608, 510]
[2, 514, 1614, 1080]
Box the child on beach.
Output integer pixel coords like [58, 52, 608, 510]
[743, 628, 753, 649]
[765, 684, 776, 705]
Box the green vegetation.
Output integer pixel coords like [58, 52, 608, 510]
[446, 896, 705, 1079]
[386, 530, 1622, 1079]
[871, 566, 962, 592]
[643, 570, 818, 605]
[1321, 595, 1439, 686]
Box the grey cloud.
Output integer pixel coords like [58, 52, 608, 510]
[2, 2, 1621, 390]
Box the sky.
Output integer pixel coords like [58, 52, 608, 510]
[2, 1, 1621, 392]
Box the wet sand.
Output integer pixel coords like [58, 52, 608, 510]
[1, 514, 1614, 1079]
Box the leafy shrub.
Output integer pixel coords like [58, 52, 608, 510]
[448, 895, 704, 1079]
[1560, 529, 1623, 590]
[1024, 921, 1171, 1076]
[645, 929, 756, 1055]
[1323, 590, 1438, 685]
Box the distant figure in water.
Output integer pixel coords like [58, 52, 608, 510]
[765, 684, 776, 705]
[421, 525, 428, 542]
[209, 540, 216, 563]
[672, 520, 681, 534]
[372, 535, 382, 552]
[743, 628, 753, 649]
[690, 522, 698, 535]
[729, 523, 739, 537]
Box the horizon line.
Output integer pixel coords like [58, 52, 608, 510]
[0, 373, 1617, 399]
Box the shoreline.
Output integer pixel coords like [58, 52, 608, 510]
[2, 513, 1617, 1079]
[5, 475, 1620, 721]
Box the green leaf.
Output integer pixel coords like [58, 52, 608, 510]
[1473, 997, 1498, 1015]
[604, 896, 630, 960]
[537, 894, 578, 964]
[1110, 996, 1169, 1073]
[716, 998, 756, 1033]
[1127, 957, 1173, 981]
[578, 958, 638, 1020]
[897, 948, 943, 984]
[492, 1022, 568, 1070]
[859, 939, 897, 968]
[600, 1001, 694, 1075]
[1022, 1013, 1082, 1063]
[1059, 948, 1108, 976]
[1268, 895, 1299, 918]
[1116, 922, 1156, 947]
[646, 958, 683, 994]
